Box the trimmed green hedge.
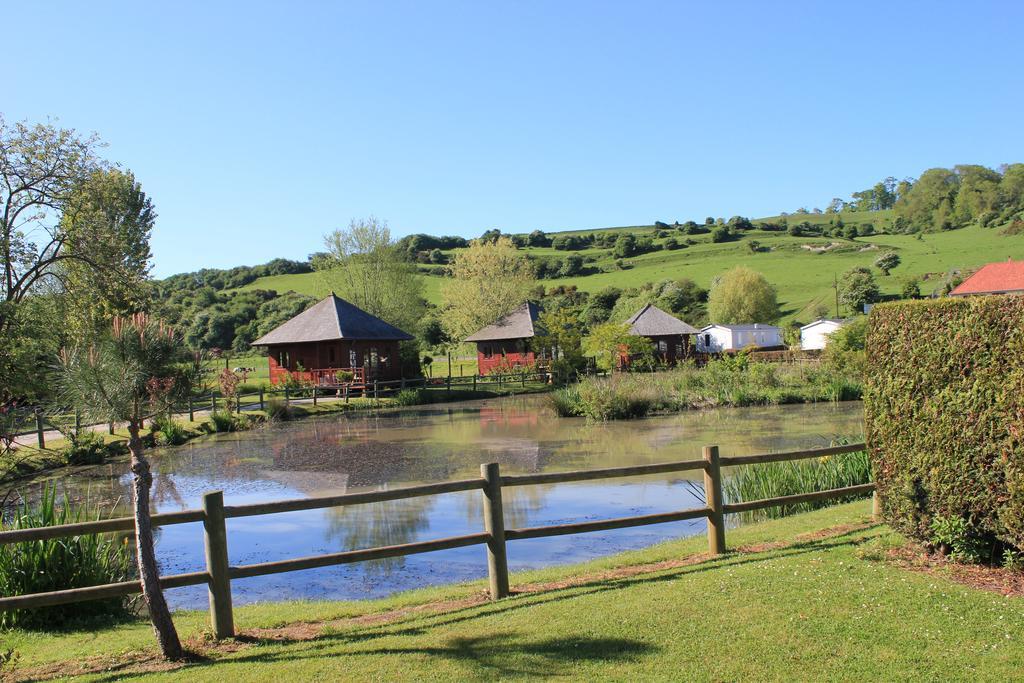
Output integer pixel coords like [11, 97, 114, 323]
[865, 296, 1024, 560]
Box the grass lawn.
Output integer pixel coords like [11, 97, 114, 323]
[5, 500, 1023, 681]
[233, 221, 1024, 326]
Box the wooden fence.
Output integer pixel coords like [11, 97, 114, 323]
[0, 442, 872, 638]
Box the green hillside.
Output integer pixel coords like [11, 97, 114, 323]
[235, 216, 1023, 325]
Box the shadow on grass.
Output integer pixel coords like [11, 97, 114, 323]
[80, 523, 881, 681]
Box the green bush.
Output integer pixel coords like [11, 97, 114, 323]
[865, 296, 1024, 563]
[0, 486, 135, 629]
[209, 410, 251, 432]
[61, 431, 108, 465]
[265, 397, 293, 421]
[150, 415, 189, 446]
[394, 389, 425, 406]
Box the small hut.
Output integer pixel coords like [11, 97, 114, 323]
[465, 302, 542, 375]
[252, 293, 412, 385]
[622, 304, 699, 367]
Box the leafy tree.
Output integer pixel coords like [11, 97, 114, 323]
[527, 229, 549, 247]
[60, 169, 156, 340]
[875, 252, 901, 276]
[838, 267, 880, 314]
[748, 240, 761, 253]
[534, 308, 584, 372]
[583, 321, 648, 371]
[664, 237, 680, 250]
[843, 225, 859, 239]
[901, 277, 921, 300]
[428, 248, 446, 264]
[441, 236, 533, 342]
[316, 217, 425, 335]
[894, 168, 959, 232]
[707, 267, 778, 323]
[56, 314, 200, 660]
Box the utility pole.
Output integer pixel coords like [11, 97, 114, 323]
[833, 273, 840, 318]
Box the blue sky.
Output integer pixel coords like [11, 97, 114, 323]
[7, 1, 1023, 277]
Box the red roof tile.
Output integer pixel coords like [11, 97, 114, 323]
[950, 260, 1024, 296]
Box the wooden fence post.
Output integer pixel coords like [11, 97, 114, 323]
[344, 384, 349, 404]
[401, 377, 406, 390]
[473, 374, 477, 391]
[108, 422, 114, 435]
[74, 410, 81, 438]
[373, 381, 379, 404]
[188, 396, 194, 422]
[480, 463, 510, 599]
[284, 386, 290, 406]
[872, 489, 881, 521]
[446, 376, 451, 394]
[312, 386, 318, 407]
[703, 445, 726, 555]
[35, 409, 45, 449]
[211, 393, 218, 413]
[259, 388, 265, 411]
[202, 490, 235, 639]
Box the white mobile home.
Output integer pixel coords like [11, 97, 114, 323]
[799, 319, 846, 350]
[696, 324, 784, 353]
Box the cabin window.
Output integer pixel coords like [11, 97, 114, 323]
[704, 334, 712, 349]
[658, 340, 668, 354]
[370, 347, 379, 371]
[277, 350, 290, 368]
[675, 343, 683, 357]
[482, 345, 492, 359]
[349, 349, 358, 368]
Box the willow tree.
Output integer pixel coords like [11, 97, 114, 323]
[441, 236, 533, 343]
[707, 266, 779, 324]
[56, 314, 200, 660]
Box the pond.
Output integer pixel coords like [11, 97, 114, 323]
[8, 396, 864, 609]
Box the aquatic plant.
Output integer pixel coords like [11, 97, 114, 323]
[0, 485, 135, 629]
[722, 445, 871, 522]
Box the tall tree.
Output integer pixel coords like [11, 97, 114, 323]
[441, 236, 533, 342]
[315, 217, 425, 334]
[61, 169, 156, 340]
[0, 117, 105, 338]
[707, 266, 779, 324]
[56, 314, 200, 660]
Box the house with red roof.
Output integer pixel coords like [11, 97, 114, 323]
[949, 259, 1024, 297]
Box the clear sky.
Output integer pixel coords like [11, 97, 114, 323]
[7, 1, 1023, 277]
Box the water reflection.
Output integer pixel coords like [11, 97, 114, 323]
[3, 397, 863, 608]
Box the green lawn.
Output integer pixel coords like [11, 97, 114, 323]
[233, 221, 1024, 326]
[5, 500, 1024, 681]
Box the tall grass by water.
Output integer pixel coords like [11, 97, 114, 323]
[723, 445, 871, 521]
[0, 486, 135, 629]
[550, 357, 861, 420]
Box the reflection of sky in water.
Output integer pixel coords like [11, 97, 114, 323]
[15, 397, 863, 609]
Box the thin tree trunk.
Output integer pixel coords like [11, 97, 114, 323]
[128, 421, 184, 660]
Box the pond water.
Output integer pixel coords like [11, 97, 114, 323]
[8, 396, 864, 609]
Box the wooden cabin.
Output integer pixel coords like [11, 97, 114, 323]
[252, 293, 412, 385]
[465, 302, 543, 375]
[620, 304, 700, 368]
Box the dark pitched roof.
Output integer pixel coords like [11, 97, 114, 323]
[465, 302, 541, 342]
[626, 304, 700, 336]
[252, 294, 413, 346]
[950, 260, 1024, 296]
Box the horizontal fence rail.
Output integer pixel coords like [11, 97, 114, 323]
[0, 442, 871, 639]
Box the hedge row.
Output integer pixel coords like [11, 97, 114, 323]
[865, 295, 1024, 555]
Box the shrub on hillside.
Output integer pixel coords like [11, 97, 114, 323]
[865, 297, 1024, 564]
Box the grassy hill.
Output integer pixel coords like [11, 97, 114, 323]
[234, 215, 1024, 325]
